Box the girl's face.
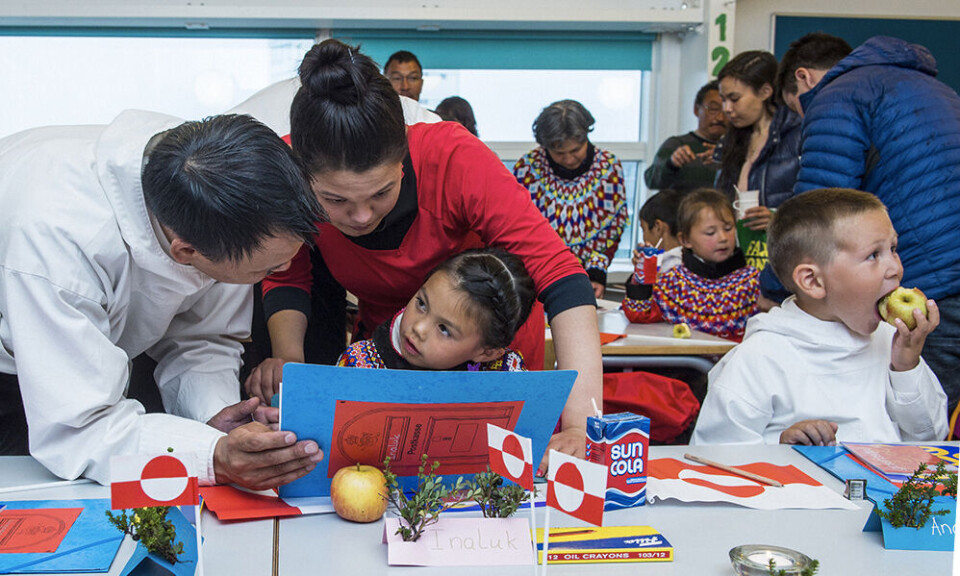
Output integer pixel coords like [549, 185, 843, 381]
[310, 162, 403, 237]
[719, 77, 773, 129]
[681, 207, 737, 263]
[398, 271, 502, 369]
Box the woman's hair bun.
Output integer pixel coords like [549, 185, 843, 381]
[298, 39, 368, 106]
[290, 39, 408, 173]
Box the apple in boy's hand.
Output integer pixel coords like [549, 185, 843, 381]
[878, 287, 928, 330]
[330, 463, 388, 523]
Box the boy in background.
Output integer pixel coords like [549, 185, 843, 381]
[692, 188, 947, 445]
[633, 189, 684, 274]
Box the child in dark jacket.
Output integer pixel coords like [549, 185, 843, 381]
[623, 189, 759, 341]
[337, 248, 535, 371]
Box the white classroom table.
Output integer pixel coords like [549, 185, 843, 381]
[545, 300, 735, 373]
[1, 445, 953, 575]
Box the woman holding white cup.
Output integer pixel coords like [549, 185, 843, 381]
[713, 51, 803, 232]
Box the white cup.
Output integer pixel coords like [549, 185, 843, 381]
[734, 189, 760, 220]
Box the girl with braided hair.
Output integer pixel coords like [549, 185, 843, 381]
[337, 248, 535, 371]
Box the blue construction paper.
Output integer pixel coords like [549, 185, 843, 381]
[793, 445, 957, 550]
[879, 498, 956, 551]
[792, 445, 900, 504]
[118, 507, 198, 576]
[0, 499, 123, 574]
[278, 364, 577, 498]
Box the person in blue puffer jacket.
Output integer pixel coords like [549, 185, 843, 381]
[778, 33, 960, 415]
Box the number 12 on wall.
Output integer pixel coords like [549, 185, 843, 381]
[707, 0, 734, 79]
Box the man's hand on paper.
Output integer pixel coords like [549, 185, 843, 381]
[207, 397, 279, 433]
[213, 422, 323, 491]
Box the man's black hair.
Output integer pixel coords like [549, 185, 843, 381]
[142, 114, 321, 263]
[776, 32, 852, 97]
[695, 80, 720, 108]
[383, 50, 422, 74]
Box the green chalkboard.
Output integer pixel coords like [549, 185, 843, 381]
[773, 16, 960, 95]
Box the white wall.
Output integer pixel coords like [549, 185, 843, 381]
[734, 0, 960, 52]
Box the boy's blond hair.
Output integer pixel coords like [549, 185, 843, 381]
[768, 188, 887, 293]
[676, 188, 736, 241]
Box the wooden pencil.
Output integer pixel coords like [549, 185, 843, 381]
[684, 453, 784, 487]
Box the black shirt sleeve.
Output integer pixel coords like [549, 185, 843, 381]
[539, 274, 597, 321]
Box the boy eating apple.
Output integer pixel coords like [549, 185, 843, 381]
[692, 188, 947, 445]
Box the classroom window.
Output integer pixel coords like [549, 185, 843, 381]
[429, 67, 646, 268]
[420, 69, 643, 142]
[0, 31, 315, 139]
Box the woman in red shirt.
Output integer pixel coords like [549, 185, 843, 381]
[246, 39, 602, 470]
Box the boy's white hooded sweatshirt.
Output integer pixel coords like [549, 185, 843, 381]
[692, 297, 948, 445]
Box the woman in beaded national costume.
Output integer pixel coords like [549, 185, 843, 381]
[513, 100, 628, 299]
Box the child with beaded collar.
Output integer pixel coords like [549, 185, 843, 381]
[622, 188, 760, 340]
[337, 248, 535, 371]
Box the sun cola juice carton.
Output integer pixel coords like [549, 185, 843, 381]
[585, 412, 650, 510]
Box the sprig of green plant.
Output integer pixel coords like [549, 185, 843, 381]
[875, 460, 954, 528]
[105, 507, 184, 564]
[469, 468, 532, 518]
[768, 558, 819, 576]
[383, 454, 480, 542]
[941, 466, 958, 498]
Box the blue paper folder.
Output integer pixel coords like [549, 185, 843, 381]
[278, 364, 578, 498]
[0, 499, 123, 574]
[794, 445, 956, 551]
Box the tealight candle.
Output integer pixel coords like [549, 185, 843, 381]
[747, 550, 795, 567]
[729, 544, 812, 576]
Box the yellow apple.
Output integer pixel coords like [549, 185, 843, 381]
[878, 287, 928, 330]
[329, 463, 388, 523]
[673, 323, 692, 339]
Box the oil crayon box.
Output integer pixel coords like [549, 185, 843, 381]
[586, 412, 650, 510]
[535, 525, 672, 564]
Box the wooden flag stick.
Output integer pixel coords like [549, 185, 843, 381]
[195, 503, 204, 576]
[684, 453, 783, 488]
[529, 492, 538, 576]
[541, 506, 551, 576]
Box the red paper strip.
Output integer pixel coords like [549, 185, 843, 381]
[599, 333, 626, 345]
[199, 485, 302, 521]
